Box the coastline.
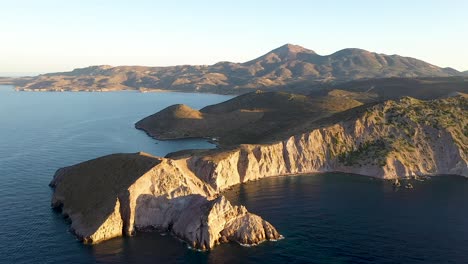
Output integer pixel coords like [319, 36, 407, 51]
[14, 86, 243, 95]
[48, 89, 468, 251]
[134, 124, 222, 148]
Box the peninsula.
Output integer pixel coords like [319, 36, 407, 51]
[50, 89, 467, 249]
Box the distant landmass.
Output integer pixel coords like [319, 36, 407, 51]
[14, 44, 463, 93]
[0, 72, 40, 77]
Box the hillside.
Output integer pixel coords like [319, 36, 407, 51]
[182, 95, 468, 188]
[136, 77, 468, 146]
[310, 76, 468, 103]
[135, 91, 362, 146]
[16, 44, 461, 93]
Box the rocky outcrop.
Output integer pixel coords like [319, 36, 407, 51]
[50, 96, 467, 249]
[50, 152, 280, 249]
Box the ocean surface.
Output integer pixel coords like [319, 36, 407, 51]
[0, 85, 467, 263]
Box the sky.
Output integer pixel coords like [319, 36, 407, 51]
[1, 0, 467, 74]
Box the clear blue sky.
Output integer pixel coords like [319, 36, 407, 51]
[1, 0, 467, 73]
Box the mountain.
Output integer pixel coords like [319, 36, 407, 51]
[16, 44, 461, 93]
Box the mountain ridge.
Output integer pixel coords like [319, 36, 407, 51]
[15, 44, 462, 93]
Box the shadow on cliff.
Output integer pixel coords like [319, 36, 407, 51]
[134, 193, 212, 232]
[134, 193, 232, 249]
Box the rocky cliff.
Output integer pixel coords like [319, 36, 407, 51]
[50, 96, 467, 249]
[186, 96, 467, 190]
[50, 152, 280, 250]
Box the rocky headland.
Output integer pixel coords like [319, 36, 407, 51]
[50, 152, 280, 250]
[51, 94, 467, 249]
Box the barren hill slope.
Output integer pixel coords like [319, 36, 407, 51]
[311, 76, 468, 103]
[136, 77, 468, 146]
[135, 91, 362, 146]
[16, 44, 461, 93]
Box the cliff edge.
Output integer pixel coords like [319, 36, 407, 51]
[50, 152, 280, 250]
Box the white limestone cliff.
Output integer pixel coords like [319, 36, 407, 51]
[50, 153, 280, 250]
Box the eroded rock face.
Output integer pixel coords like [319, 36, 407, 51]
[50, 152, 281, 249]
[186, 96, 467, 191]
[220, 211, 280, 245]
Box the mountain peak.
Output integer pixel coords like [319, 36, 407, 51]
[272, 43, 315, 55]
[244, 44, 316, 65]
[331, 48, 372, 57]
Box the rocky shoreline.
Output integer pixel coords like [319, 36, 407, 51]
[50, 95, 467, 250]
[50, 153, 281, 250]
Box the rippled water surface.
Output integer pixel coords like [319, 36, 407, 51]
[1, 85, 467, 263]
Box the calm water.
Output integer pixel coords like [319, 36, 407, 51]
[0, 85, 467, 263]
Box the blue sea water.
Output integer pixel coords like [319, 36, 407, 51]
[0, 85, 467, 263]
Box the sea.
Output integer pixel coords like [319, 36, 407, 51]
[0, 85, 467, 264]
